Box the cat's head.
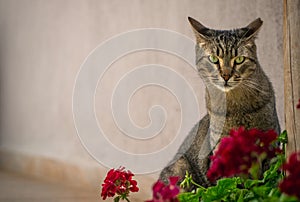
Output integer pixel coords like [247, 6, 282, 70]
[188, 17, 263, 92]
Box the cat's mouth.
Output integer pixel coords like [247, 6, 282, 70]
[213, 83, 233, 92]
[224, 84, 232, 92]
[210, 79, 237, 92]
[224, 81, 230, 87]
[214, 81, 236, 92]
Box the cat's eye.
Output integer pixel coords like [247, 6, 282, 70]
[209, 55, 219, 64]
[235, 56, 245, 64]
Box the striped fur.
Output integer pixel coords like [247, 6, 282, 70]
[159, 17, 280, 188]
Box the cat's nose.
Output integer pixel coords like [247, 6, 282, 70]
[221, 73, 231, 81]
[220, 67, 232, 82]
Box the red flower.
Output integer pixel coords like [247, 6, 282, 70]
[279, 152, 300, 199]
[101, 167, 139, 200]
[207, 127, 280, 182]
[297, 99, 300, 109]
[146, 176, 180, 202]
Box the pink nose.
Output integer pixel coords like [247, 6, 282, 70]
[221, 73, 231, 81]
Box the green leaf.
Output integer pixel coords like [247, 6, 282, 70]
[178, 187, 205, 202]
[279, 194, 300, 202]
[178, 192, 201, 202]
[114, 196, 121, 202]
[244, 179, 263, 189]
[263, 155, 284, 184]
[278, 130, 288, 144]
[268, 187, 282, 198]
[243, 190, 255, 201]
[252, 185, 272, 197]
[237, 189, 245, 202]
[201, 177, 241, 201]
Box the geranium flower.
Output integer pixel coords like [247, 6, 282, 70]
[279, 152, 300, 200]
[207, 127, 281, 182]
[101, 166, 139, 201]
[146, 176, 180, 202]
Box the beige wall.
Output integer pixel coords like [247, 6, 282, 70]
[0, 0, 283, 199]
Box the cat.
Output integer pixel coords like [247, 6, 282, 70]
[159, 17, 280, 187]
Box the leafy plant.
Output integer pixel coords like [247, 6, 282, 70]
[178, 131, 300, 202]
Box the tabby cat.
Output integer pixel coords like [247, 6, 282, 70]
[159, 17, 280, 187]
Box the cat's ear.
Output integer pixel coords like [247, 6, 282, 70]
[241, 18, 263, 41]
[188, 17, 211, 44]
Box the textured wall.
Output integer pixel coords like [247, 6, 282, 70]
[0, 0, 283, 198]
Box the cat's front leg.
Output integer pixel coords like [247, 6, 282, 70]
[159, 155, 192, 185]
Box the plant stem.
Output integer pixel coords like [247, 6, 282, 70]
[191, 179, 203, 188]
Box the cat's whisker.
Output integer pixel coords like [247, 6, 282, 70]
[243, 79, 268, 90]
[241, 82, 264, 92]
[241, 82, 268, 96]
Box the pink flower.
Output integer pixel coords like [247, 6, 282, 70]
[207, 127, 281, 182]
[146, 176, 180, 202]
[101, 167, 139, 200]
[279, 152, 300, 199]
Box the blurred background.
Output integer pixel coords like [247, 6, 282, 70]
[0, 0, 283, 201]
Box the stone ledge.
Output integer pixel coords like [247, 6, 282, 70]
[0, 148, 157, 201]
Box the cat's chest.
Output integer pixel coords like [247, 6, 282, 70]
[226, 112, 255, 127]
[208, 107, 272, 146]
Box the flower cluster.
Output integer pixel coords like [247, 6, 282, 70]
[101, 167, 139, 201]
[279, 151, 300, 200]
[146, 176, 180, 202]
[207, 127, 280, 182]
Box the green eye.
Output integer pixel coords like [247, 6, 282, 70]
[209, 55, 219, 64]
[235, 56, 245, 64]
